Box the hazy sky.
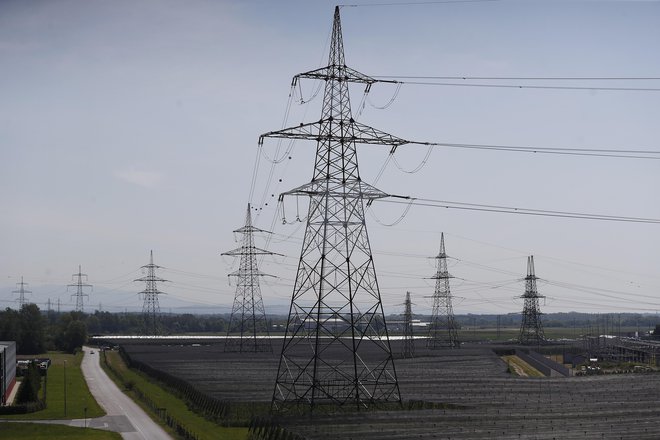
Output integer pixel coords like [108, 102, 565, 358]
[2, 0, 659, 316]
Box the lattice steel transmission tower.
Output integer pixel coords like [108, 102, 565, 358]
[68, 266, 92, 313]
[518, 255, 546, 345]
[402, 291, 415, 358]
[135, 251, 168, 336]
[13, 276, 31, 309]
[262, 6, 406, 413]
[222, 203, 278, 353]
[427, 233, 460, 349]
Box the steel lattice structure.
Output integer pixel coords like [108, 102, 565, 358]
[427, 233, 460, 349]
[12, 276, 31, 309]
[135, 251, 167, 336]
[68, 266, 92, 313]
[402, 291, 415, 358]
[518, 255, 546, 345]
[223, 204, 277, 353]
[263, 6, 403, 413]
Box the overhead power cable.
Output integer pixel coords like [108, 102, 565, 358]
[375, 196, 660, 224]
[375, 75, 660, 81]
[404, 141, 660, 160]
[372, 77, 660, 92]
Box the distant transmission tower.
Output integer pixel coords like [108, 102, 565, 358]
[222, 203, 278, 353]
[12, 276, 31, 308]
[402, 291, 415, 358]
[518, 255, 546, 345]
[68, 266, 92, 313]
[427, 233, 460, 348]
[135, 251, 168, 336]
[263, 6, 404, 412]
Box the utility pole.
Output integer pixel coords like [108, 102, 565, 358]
[222, 203, 279, 353]
[427, 233, 460, 348]
[402, 291, 416, 358]
[264, 6, 404, 413]
[12, 276, 31, 309]
[135, 251, 168, 336]
[518, 256, 546, 345]
[68, 265, 92, 313]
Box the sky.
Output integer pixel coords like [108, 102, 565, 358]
[1, 0, 659, 316]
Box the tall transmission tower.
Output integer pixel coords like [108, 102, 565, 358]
[518, 255, 546, 345]
[12, 276, 31, 309]
[427, 233, 460, 349]
[135, 251, 168, 336]
[68, 266, 92, 313]
[222, 203, 278, 353]
[402, 291, 415, 358]
[263, 6, 404, 412]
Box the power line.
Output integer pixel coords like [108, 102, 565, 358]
[376, 196, 660, 224]
[379, 80, 660, 92]
[375, 75, 660, 81]
[404, 141, 660, 160]
[341, 0, 501, 6]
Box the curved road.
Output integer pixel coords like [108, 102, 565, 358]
[80, 346, 173, 439]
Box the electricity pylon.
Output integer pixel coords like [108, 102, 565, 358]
[402, 291, 415, 358]
[68, 266, 92, 313]
[12, 276, 31, 309]
[518, 255, 545, 345]
[518, 255, 546, 345]
[222, 203, 278, 353]
[262, 6, 405, 413]
[135, 251, 167, 336]
[427, 233, 460, 349]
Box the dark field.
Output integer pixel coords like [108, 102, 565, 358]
[121, 341, 660, 439]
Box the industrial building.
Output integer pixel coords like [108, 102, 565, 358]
[0, 341, 17, 406]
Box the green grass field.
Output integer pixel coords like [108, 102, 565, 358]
[3, 352, 104, 420]
[0, 422, 121, 439]
[102, 350, 248, 440]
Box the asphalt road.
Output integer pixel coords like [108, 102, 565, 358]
[80, 346, 173, 440]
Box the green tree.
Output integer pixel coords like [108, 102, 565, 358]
[65, 320, 88, 352]
[15, 362, 42, 404]
[18, 304, 46, 354]
[0, 307, 21, 342]
[53, 312, 89, 353]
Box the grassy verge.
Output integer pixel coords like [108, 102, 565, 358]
[0, 422, 121, 439]
[2, 352, 104, 420]
[502, 355, 545, 377]
[101, 350, 248, 440]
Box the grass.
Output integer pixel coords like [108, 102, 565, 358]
[0, 422, 121, 439]
[102, 350, 249, 440]
[2, 352, 104, 420]
[502, 355, 545, 377]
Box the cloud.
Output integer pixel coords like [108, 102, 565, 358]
[114, 168, 163, 189]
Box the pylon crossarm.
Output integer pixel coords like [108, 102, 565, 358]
[260, 120, 408, 147]
[280, 180, 389, 201]
[134, 276, 167, 282]
[227, 270, 276, 278]
[222, 246, 283, 256]
[233, 225, 273, 234]
[294, 65, 394, 85]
